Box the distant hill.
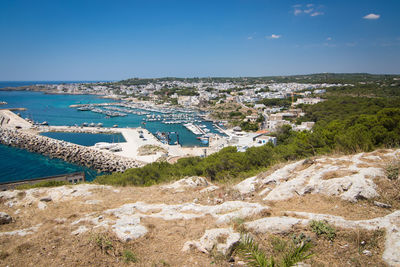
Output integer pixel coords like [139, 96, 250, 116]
[117, 73, 400, 85]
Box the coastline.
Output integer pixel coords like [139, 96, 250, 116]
[0, 128, 144, 173]
[0, 108, 225, 176]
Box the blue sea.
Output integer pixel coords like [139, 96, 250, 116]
[0, 83, 217, 183]
[41, 132, 126, 147]
[0, 144, 101, 183]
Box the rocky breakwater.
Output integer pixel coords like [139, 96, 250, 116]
[0, 128, 143, 172]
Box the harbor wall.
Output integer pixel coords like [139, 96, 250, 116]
[0, 172, 85, 190]
[0, 128, 143, 173]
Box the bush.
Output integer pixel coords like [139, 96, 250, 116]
[385, 161, 400, 180]
[91, 233, 113, 254]
[235, 233, 313, 267]
[310, 220, 336, 241]
[16, 180, 70, 190]
[95, 102, 400, 187]
[123, 250, 137, 263]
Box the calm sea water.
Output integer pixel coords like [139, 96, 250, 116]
[41, 132, 126, 146]
[0, 144, 101, 183]
[0, 90, 214, 146]
[0, 88, 216, 183]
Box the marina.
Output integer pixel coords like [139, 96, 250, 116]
[0, 90, 223, 147]
[0, 90, 231, 182]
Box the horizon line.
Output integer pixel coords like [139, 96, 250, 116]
[1, 72, 400, 82]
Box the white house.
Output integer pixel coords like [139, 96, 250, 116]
[254, 135, 277, 146]
[293, 98, 324, 106]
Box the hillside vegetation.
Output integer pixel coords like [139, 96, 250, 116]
[95, 93, 400, 186]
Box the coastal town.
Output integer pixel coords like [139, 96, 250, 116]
[2, 0, 400, 265]
[0, 78, 350, 167]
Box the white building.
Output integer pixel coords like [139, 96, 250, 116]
[254, 135, 277, 146]
[293, 98, 324, 106]
[294, 121, 315, 131]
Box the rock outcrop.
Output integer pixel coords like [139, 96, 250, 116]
[161, 176, 214, 192]
[0, 212, 12, 224]
[182, 228, 240, 256]
[0, 149, 399, 266]
[234, 149, 400, 203]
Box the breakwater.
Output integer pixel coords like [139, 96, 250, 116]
[0, 128, 143, 173]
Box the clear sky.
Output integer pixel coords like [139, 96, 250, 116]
[0, 0, 399, 80]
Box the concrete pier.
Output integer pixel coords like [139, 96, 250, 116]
[0, 109, 228, 171]
[0, 110, 32, 129]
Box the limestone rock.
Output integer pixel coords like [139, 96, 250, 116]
[200, 185, 219, 193]
[40, 196, 52, 202]
[0, 224, 42, 236]
[0, 212, 12, 224]
[233, 176, 258, 195]
[258, 151, 393, 202]
[162, 176, 210, 192]
[111, 216, 148, 242]
[0, 184, 115, 207]
[245, 217, 307, 234]
[260, 161, 303, 185]
[374, 201, 392, 209]
[182, 228, 240, 256]
[37, 201, 47, 210]
[105, 201, 269, 225]
[363, 250, 372, 256]
[71, 226, 88, 235]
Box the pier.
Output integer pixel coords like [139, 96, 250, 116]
[0, 128, 144, 172]
[0, 109, 32, 129]
[0, 109, 228, 171]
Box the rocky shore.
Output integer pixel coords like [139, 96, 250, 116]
[0, 128, 143, 172]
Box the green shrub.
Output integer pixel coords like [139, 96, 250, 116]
[385, 161, 400, 180]
[123, 250, 137, 263]
[95, 103, 400, 187]
[16, 180, 70, 190]
[271, 236, 287, 253]
[91, 233, 113, 254]
[310, 220, 336, 241]
[235, 234, 313, 267]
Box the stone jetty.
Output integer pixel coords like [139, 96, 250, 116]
[0, 128, 144, 172]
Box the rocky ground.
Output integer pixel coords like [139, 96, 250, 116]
[0, 149, 399, 266]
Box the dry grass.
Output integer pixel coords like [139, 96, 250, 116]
[1, 149, 399, 266]
[372, 176, 400, 210]
[240, 226, 387, 267]
[268, 194, 391, 220]
[0, 195, 389, 267]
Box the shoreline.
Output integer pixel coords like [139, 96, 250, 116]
[0, 128, 144, 173]
[0, 109, 227, 173]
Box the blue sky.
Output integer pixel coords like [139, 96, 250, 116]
[0, 0, 399, 80]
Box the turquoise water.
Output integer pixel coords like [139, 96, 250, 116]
[0, 90, 214, 146]
[0, 144, 101, 183]
[41, 132, 126, 146]
[0, 89, 218, 183]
